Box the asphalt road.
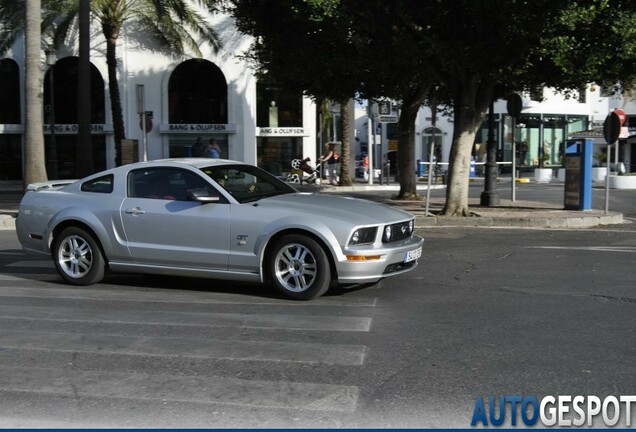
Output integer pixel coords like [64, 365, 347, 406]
[0, 224, 634, 428]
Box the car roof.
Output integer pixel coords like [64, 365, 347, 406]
[125, 158, 246, 170]
[74, 158, 248, 185]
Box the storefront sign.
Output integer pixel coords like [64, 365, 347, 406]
[43, 124, 112, 134]
[257, 127, 307, 137]
[161, 123, 237, 133]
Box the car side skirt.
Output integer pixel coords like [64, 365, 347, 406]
[108, 262, 263, 283]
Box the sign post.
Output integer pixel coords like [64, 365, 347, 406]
[602, 111, 621, 214]
[375, 101, 397, 186]
[506, 94, 522, 201]
[136, 84, 148, 161]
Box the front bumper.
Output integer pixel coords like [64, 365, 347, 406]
[335, 234, 424, 284]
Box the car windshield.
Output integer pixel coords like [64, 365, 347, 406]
[199, 164, 297, 203]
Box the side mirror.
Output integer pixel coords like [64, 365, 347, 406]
[187, 188, 220, 203]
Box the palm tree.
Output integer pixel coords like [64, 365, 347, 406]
[22, 0, 49, 187]
[0, 0, 48, 186]
[338, 99, 353, 186]
[1, 0, 222, 166]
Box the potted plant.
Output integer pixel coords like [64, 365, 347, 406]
[534, 153, 552, 182]
[592, 150, 608, 182]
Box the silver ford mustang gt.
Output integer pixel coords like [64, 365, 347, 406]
[16, 159, 423, 300]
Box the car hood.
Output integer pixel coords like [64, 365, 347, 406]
[257, 192, 414, 225]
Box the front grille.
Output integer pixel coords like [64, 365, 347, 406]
[381, 220, 413, 243]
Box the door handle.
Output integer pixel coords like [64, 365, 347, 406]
[125, 207, 146, 215]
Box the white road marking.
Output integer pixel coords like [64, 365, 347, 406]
[526, 246, 636, 253]
[0, 366, 359, 412]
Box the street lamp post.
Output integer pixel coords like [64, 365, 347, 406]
[45, 48, 58, 179]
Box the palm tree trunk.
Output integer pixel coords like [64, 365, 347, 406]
[76, 0, 94, 177]
[105, 34, 126, 166]
[23, 0, 48, 188]
[338, 99, 353, 186]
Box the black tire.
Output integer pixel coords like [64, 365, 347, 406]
[52, 226, 106, 285]
[267, 234, 331, 300]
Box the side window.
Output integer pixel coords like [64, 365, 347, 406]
[129, 168, 214, 201]
[81, 174, 113, 193]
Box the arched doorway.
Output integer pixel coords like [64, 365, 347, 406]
[0, 59, 22, 180]
[167, 59, 228, 157]
[44, 57, 106, 178]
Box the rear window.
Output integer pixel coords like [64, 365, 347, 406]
[81, 174, 114, 193]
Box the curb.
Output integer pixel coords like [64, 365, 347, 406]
[414, 212, 624, 228]
[0, 214, 16, 231]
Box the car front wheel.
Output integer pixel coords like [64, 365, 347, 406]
[268, 234, 331, 300]
[53, 226, 106, 285]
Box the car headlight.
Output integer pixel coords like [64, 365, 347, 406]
[349, 227, 377, 245]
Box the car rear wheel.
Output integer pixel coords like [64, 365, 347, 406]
[268, 234, 331, 300]
[53, 226, 105, 285]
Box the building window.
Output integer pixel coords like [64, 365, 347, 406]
[44, 57, 105, 124]
[168, 59, 228, 124]
[256, 82, 302, 127]
[0, 59, 20, 124]
[0, 59, 22, 180]
[257, 137, 302, 177]
[43, 57, 107, 179]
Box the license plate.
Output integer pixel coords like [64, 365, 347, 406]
[404, 247, 422, 263]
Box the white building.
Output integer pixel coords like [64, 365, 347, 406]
[0, 12, 317, 182]
[354, 87, 636, 177]
[2, 8, 635, 183]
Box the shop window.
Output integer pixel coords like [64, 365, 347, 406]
[0, 59, 22, 180]
[169, 59, 228, 124]
[422, 127, 442, 162]
[0, 135, 22, 180]
[43, 57, 106, 179]
[257, 137, 301, 177]
[0, 59, 20, 124]
[256, 82, 302, 127]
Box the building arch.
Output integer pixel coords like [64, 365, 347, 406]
[168, 59, 228, 124]
[0, 58, 21, 180]
[43, 56, 107, 178]
[0, 59, 21, 124]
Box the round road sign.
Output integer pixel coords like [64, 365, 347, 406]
[603, 111, 621, 144]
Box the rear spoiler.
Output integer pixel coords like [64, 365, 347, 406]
[26, 179, 78, 192]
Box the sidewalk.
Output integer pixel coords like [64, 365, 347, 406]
[313, 180, 624, 229]
[0, 179, 625, 230]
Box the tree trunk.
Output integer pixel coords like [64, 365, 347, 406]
[393, 85, 429, 200]
[338, 99, 353, 186]
[23, 0, 48, 188]
[104, 32, 126, 166]
[442, 82, 490, 216]
[76, 0, 94, 177]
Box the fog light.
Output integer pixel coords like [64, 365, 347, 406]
[346, 255, 381, 261]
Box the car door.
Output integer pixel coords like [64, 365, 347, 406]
[120, 167, 231, 270]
